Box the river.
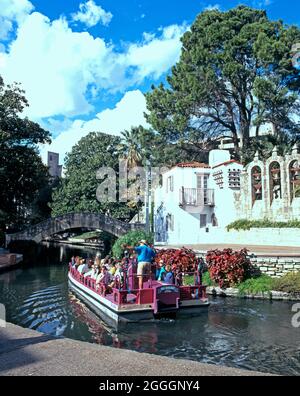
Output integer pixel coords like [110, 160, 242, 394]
[0, 243, 300, 375]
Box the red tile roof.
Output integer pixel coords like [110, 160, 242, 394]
[176, 162, 211, 169]
[212, 160, 243, 169]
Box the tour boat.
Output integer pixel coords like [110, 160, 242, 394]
[68, 263, 209, 327]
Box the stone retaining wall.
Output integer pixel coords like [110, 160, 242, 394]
[250, 257, 300, 278]
[207, 286, 300, 301]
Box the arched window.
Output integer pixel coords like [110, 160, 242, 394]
[290, 160, 300, 201]
[251, 166, 262, 205]
[270, 162, 281, 203]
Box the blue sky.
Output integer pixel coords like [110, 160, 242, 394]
[0, 0, 299, 162]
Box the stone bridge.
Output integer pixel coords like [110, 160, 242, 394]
[6, 213, 146, 246]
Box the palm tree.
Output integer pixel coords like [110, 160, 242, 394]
[120, 127, 149, 218]
[120, 127, 144, 169]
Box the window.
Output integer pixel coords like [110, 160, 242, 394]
[197, 175, 209, 204]
[197, 175, 208, 189]
[159, 175, 163, 187]
[200, 214, 207, 228]
[166, 214, 174, 232]
[290, 160, 300, 201]
[269, 162, 281, 203]
[251, 166, 262, 205]
[167, 176, 174, 192]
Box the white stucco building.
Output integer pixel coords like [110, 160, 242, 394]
[154, 150, 243, 245]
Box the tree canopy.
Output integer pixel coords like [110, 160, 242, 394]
[50, 132, 136, 220]
[145, 6, 300, 162]
[120, 126, 208, 167]
[0, 76, 51, 232]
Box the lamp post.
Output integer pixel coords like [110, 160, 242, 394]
[145, 159, 151, 233]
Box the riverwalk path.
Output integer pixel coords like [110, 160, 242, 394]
[0, 323, 271, 376]
[159, 243, 300, 258]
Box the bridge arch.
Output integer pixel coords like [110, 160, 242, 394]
[6, 213, 145, 246]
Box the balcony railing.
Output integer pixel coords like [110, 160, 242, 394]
[179, 188, 215, 207]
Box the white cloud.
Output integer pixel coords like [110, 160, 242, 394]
[39, 90, 148, 163]
[0, 12, 117, 118]
[0, 11, 186, 120]
[0, 5, 186, 161]
[71, 0, 113, 28]
[123, 24, 188, 83]
[252, 0, 272, 7]
[204, 4, 221, 11]
[0, 0, 34, 39]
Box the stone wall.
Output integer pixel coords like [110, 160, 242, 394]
[250, 257, 300, 278]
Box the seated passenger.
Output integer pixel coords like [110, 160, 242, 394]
[94, 254, 101, 267]
[101, 255, 110, 266]
[74, 256, 81, 270]
[83, 260, 94, 277]
[96, 266, 111, 296]
[109, 262, 117, 276]
[157, 260, 166, 281]
[164, 265, 175, 285]
[113, 263, 125, 289]
[90, 264, 100, 280]
[78, 259, 89, 275]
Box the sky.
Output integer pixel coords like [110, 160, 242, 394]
[0, 0, 299, 164]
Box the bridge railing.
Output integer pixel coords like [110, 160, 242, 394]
[6, 212, 146, 241]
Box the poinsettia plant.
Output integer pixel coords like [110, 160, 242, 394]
[206, 248, 251, 289]
[155, 248, 198, 272]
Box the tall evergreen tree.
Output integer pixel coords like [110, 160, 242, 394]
[145, 6, 300, 161]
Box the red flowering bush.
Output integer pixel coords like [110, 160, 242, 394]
[155, 248, 198, 272]
[206, 248, 251, 289]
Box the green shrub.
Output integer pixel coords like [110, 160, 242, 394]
[238, 275, 274, 296]
[73, 231, 102, 240]
[273, 272, 300, 295]
[180, 271, 215, 286]
[202, 271, 216, 287]
[111, 230, 154, 259]
[227, 219, 300, 231]
[183, 275, 194, 286]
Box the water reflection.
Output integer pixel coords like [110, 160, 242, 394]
[0, 243, 300, 375]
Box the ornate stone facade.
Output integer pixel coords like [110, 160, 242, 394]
[236, 144, 300, 221]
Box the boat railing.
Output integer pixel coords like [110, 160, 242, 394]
[69, 265, 208, 305]
[112, 288, 154, 306]
[69, 265, 154, 306]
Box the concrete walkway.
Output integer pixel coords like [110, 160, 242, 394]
[0, 323, 271, 376]
[158, 243, 300, 257]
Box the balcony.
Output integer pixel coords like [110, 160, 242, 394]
[179, 188, 215, 212]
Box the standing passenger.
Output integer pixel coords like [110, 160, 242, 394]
[124, 240, 156, 290]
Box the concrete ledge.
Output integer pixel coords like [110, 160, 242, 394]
[156, 244, 300, 258]
[207, 287, 300, 301]
[0, 323, 272, 376]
